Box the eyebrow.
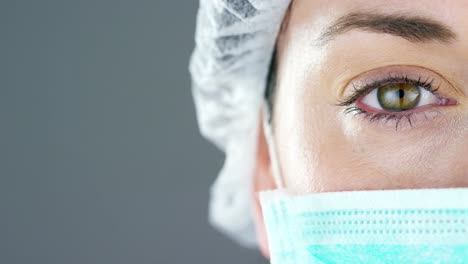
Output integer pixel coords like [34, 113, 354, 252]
[318, 12, 457, 45]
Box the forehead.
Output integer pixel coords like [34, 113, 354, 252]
[289, 0, 468, 34]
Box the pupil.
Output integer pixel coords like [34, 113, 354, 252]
[377, 84, 421, 111]
[398, 89, 405, 98]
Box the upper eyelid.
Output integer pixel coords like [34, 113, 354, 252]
[337, 64, 464, 100]
[361, 75, 436, 91]
[357, 75, 439, 98]
[336, 74, 439, 107]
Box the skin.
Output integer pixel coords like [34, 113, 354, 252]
[252, 0, 468, 258]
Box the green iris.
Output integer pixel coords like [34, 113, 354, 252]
[377, 83, 420, 111]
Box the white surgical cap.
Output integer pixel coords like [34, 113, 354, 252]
[189, 0, 291, 247]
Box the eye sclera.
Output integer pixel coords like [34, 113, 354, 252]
[344, 81, 457, 130]
[356, 84, 457, 115]
[355, 95, 455, 116]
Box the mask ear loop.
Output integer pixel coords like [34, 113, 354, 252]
[262, 101, 284, 189]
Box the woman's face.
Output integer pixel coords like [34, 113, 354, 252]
[269, 0, 468, 194]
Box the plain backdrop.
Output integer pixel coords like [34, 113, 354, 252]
[1, 1, 267, 263]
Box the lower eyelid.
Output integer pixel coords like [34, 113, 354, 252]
[357, 99, 457, 118]
[356, 99, 441, 115]
[344, 105, 443, 131]
[349, 94, 458, 130]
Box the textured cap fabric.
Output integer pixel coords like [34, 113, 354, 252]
[189, 0, 291, 247]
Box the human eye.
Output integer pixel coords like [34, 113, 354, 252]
[337, 66, 458, 130]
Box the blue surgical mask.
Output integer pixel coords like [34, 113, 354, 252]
[260, 188, 468, 264]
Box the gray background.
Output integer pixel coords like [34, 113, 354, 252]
[1, 1, 266, 263]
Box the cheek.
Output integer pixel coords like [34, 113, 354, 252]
[276, 94, 468, 194]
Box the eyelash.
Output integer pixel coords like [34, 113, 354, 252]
[337, 74, 441, 130]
